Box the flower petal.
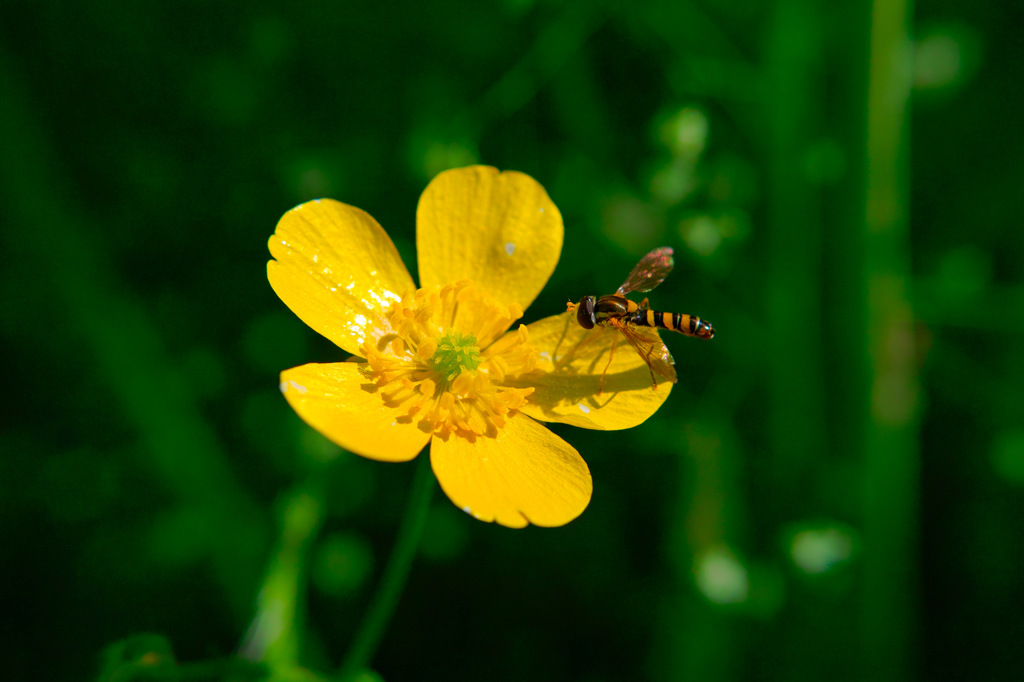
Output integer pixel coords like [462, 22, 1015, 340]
[268, 199, 415, 356]
[513, 312, 674, 430]
[416, 166, 562, 314]
[280, 362, 431, 462]
[430, 414, 591, 528]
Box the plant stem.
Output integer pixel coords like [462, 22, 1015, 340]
[861, 0, 918, 677]
[337, 454, 435, 681]
[239, 483, 324, 671]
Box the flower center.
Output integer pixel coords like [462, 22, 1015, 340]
[430, 332, 480, 382]
[358, 281, 538, 440]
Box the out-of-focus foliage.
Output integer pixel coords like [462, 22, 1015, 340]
[0, 0, 1021, 680]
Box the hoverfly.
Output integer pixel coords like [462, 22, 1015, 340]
[566, 247, 714, 390]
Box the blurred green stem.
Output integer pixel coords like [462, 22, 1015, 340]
[240, 480, 325, 673]
[766, 0, 825, 506]
[862, 0, 918, 677]
[763, 1, 838, 678]
[338, 454, 434, 681]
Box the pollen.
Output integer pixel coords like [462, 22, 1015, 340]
[358, 281, 538, 441]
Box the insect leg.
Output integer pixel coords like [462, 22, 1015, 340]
[642, 340, 658, 388]
[609, 317, 661, 389]
[599, 333, 618, 396]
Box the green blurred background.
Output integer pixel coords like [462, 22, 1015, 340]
[2, 0, 1021, 680]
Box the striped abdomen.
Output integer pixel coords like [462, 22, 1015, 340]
[631, 308, 714, 340]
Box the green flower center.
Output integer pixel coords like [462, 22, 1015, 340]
[430, 332, 480, 381]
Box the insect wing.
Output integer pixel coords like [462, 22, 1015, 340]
[610, 318, 678, 383]
[616, 247, 675, 296]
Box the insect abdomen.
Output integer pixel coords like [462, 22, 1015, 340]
[637, 309, 715, 340]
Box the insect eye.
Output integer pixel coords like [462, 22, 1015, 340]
[576, 297, 596, 329]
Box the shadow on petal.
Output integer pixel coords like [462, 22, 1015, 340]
[515, 313, 675, 430]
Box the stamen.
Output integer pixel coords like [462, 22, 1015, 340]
[358, 282, 540, 441]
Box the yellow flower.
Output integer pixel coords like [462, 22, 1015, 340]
[268, 166, 672, 528]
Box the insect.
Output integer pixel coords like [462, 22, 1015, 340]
[566, 247, 714, 389]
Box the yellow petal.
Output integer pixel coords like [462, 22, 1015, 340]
[514, 312, 673, 430]
[416, 166, 562, 315]
[280, 362, 431, 462]
[430, 414, 591, 528]
[268, 199, 415, 357]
